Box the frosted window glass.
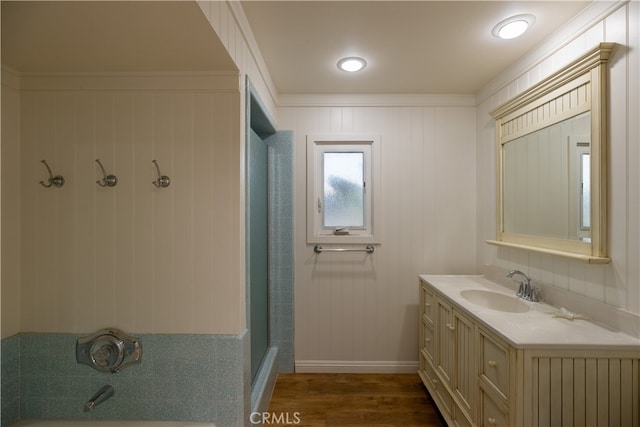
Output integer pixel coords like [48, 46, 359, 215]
[323, 152, 364, 228]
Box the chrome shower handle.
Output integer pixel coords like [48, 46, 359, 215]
[95, 159, 118, 187]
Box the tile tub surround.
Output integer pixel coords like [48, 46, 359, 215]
[1, 333, 247, 427]
[1, 335, 20, 427]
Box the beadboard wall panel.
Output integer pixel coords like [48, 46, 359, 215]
[477, 2, 640, 318]
[198, 0, 278, 124]
[1, 72, 21, 338]
[278, 104, 477, 367]
[16, 76, 243, 335]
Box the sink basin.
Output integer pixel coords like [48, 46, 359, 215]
[460, 289, 530, 313]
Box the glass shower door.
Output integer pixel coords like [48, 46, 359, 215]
[248, 128, 269, 383]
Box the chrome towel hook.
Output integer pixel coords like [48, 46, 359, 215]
[39, 160, 65, 188]
[95, 159, 118, 187]
[152, 160, 171, 188]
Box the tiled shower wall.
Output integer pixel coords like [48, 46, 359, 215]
[1, 332, 247, 427]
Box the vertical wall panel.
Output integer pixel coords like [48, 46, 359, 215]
[1, 76, 22, 338]
[54, 94, 77, 332]
[532, 357, 638, 427]
[585, 358, 598, 423]
[73, 93, 97, 330]
[573, 358, 586, 426]
[171, 93, 195, 333]
[95, 95, 117, 328]
[113, 93, 136, 330]
[132, 93, 155, 333]
[151, 93, 175, 333]
[191, 92, 216, 333]
[17, 76, 241, 335]
[281, 102, 476, 367]
[561, 358, 574, 426]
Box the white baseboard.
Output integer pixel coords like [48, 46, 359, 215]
[295, 360, 419, 374]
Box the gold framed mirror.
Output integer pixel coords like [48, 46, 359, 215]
[487, 43, 614, 263]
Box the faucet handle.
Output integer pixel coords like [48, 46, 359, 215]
[515, 281, 525, 297]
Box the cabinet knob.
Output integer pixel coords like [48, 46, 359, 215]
[488, 360, 497, 368]
[487, 417, 497, 425]
[446, 323, 455, 331]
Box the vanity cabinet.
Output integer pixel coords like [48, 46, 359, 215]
[419, 275, 640, 427]
[420, 284, 474, 426]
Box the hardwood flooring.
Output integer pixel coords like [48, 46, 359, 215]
[267, 373, 446, 426]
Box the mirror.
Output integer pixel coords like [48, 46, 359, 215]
[502, 112, 590, 241]
[488, 43, 614, 263]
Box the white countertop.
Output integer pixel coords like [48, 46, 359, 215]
[420, 274, 640, 350]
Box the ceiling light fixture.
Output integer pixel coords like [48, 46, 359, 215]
[492, 14, 536, 40]
[337, 57, 367, 72]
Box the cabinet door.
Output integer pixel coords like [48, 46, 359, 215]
[454, 309, 475, 416]
[422, 284, 436, 325]
[435, 297, 454, 388]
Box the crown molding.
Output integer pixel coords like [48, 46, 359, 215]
[13, 71, 240, 92]
[278, 93, 476, 108]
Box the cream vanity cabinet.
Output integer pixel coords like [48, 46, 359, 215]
[420, 283, 476, 426]
[419, 275, 640, 427]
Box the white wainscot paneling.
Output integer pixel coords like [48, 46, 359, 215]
[280, 104, 477, 368]
[18, 76, 242, 335]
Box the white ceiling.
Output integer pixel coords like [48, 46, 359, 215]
[1, 1, 237, 73]
[2, 1, 591, 96]
[241, 1, 591, 94]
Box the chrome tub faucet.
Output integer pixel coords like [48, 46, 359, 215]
[84, 384, 114, 412]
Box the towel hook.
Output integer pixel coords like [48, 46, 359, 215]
[95, 159, 118, 187]
[39, 160, 65, 188]
[152, 160, 171, 188]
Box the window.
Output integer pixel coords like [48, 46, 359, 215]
[307, 134, 381, 244]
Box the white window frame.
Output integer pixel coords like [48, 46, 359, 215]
[307, 134, 381, 244]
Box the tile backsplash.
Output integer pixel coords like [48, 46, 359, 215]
[1, 332, 246, 427]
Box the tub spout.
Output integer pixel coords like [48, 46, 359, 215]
[84, 384, 114, 412]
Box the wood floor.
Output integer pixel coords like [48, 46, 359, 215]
[267, 373, 446, 426]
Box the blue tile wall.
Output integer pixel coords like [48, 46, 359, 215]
[1, 332, 248, 427]
[1, 334, 20, 426]
[268, 130, 295, 373]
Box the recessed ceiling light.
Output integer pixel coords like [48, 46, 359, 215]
[492, 14, 536, 40]
[337, 57, 367, 72]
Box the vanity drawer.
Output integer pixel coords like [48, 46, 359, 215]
[480, 390, 509, 427]
[479, 329, 510, 399]
[422, 321, 434, 362]
[422, 284, 436, 324]
[452, 404, 473, 427]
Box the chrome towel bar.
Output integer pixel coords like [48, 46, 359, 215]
[314, 244, 374, 254]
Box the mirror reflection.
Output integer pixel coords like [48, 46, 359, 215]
[502, 112, 590, 242]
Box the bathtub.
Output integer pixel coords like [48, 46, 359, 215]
[12, 421, 216, 427]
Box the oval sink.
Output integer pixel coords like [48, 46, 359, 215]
[460, 289, 530, 313]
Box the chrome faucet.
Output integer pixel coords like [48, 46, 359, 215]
[84, 384, 114, 412]
[507, 270, 538, 302]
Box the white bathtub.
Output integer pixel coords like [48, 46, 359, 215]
[12, 421, 216, 427]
